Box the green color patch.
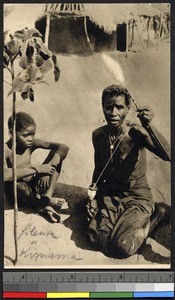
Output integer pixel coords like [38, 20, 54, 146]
[90, 292, 133, 298]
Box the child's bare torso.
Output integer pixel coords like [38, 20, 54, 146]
[5, 143, 33, 169]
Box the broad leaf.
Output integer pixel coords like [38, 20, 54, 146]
[20, 40, 28, 55]
[54, 67, 60, 82]
[39, 51, 50, 61]
[34, 38, 51, 56]
[21, 83, 31, 93]
[29, 88, 34, 102]
[14, 29, 26, 40]
[3, 51, 9, 67]
[6, 39, 20, 56]
[19, 56, 28, 69]
[25, 29, 42, 39]
[26, 64, 39, 82]
[35, 54, 44, 67]
[52, 54, 60, 82]
[21, 91, 29, 100]
[8, 77, 26, 95]
[26, 42, 34, 60]
[21, 83, 31, 100]
[39, 58, 53, 74]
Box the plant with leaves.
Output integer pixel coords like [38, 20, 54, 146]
[4, 27, 60, 265]
[4, 27, 60, 101]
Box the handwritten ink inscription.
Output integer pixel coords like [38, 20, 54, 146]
[18, 223, 60, 240]
[18, 223, 84, 262]
[20, 247, 83, 261]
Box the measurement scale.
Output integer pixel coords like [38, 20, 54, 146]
[3, 271, 174, 298]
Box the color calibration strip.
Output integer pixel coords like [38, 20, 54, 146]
[3, 272, 174, 298]
[3, 291, 174, 298]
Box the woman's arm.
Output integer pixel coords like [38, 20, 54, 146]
[129, 106, 170, 161]
[92, 131, 102, 184]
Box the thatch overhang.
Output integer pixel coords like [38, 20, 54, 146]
[42, 3, 170, 35]
[44, 3, 86, 19]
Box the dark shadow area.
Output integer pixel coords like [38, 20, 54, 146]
[135, 202, 171, 264]
[138, 243, 170, 264]
[54, 183, 171, 263]
[49, 16, 92, 54]
[53, 183, 92, 250]
[87, 17, 116, 52]
[4, 194, 33, 215]
[149, 223, 171, 250]
[35, 15, 46, 43]
[116, 23, 126, 52]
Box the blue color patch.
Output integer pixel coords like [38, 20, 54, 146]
[134, 291, 174, 298]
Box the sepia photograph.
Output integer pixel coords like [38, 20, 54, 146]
[3, 3, 171, 268]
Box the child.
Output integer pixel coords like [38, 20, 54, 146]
[4, 111, 69, 223]
[86, 84, 170, 257]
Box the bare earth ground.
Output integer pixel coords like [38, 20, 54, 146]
[4, 37, 171, 268]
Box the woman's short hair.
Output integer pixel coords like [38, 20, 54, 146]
[102, 84, 131, 106]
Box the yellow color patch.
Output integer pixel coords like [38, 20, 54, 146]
[47, 292, 89, 298]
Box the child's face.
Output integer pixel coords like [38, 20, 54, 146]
[16, 125, 36, 149]
[103, 95, 130, 128]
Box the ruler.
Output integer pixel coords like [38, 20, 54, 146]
[3, 271, 174, 298]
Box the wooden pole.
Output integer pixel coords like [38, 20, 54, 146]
[11, 60, 18, 265]
[125, 21, 129, 58]
[147, 17, 151, 47]
[128, 20, 131, 51]
[130, 19, 135, 50]
[156, 13, 162, 52]
[45, 13, 50, 48]
[84, 16, 93, 52]
[135, 19, 145, 50]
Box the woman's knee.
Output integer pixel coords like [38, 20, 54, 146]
[111, 228, 147, 257]
[113, 236, 137, 257]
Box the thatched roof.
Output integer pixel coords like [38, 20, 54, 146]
[4, 3, 170, 35]
[44, 3, 170, 33]
[45, 3, 85, 15]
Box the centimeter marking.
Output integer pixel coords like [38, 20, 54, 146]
[3, 271, 174, 284]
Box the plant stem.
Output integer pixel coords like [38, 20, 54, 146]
[3, 80, 12, 86]
[3, 63, 12, 74]
[11, 60, 18, 265]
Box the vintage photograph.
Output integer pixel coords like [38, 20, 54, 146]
[4, 3, 171, 268]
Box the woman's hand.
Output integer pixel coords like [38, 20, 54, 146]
[129, 124, 149, 139]
[137, 106, 154, 124]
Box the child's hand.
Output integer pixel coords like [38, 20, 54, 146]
[35, 164, 56, 175]
[137, 106, 154, 124]
[36, 176, 50, 193]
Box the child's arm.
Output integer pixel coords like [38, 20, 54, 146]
[33, 139, 69, 165]
[4, 159, 56, 182]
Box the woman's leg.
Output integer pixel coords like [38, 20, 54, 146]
[110, 204, 151, 257]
